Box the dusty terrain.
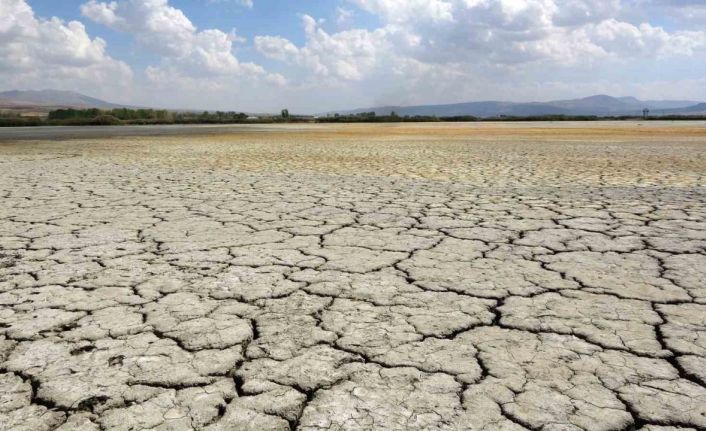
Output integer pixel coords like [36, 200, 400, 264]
[1, 122, 706, 431]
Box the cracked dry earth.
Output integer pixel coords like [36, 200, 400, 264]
[1, 122, 706, 431]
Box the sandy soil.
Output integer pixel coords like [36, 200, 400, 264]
[1, 122, 705, 430]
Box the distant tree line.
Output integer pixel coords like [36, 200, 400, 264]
[45, 108, 255, 125]
[316, 112, 480, 123]
[1, 108, 706, 127]
[0, 107, 321, 127]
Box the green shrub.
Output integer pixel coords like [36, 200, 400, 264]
[90, 115, 122, 125]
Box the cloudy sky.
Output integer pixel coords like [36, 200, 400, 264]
[2, 0, 706, 113]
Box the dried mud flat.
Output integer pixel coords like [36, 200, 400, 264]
[1, 121, 706, 431]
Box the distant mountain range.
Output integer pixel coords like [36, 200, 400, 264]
[329, 95, 706, 118]
[0, 90, 123, 109]
[2, 90, 705, 117]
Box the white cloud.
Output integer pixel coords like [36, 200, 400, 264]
[256, 15, 390, 82]
[552, 0, 622, 26]
[81, 0, 282, 84]
[585, 19, 705, 57]
[350, 0, 454, 24]
[78, 0, 122, 26]
[254, 35, 299, 62]
[0, 0, 132, 100]
[256, 0, 706, 83]
[81, 0, 197, 56]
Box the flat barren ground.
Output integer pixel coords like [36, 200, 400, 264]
[1, 121, 706, 431]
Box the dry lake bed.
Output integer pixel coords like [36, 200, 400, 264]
[1, 121, 706, 431]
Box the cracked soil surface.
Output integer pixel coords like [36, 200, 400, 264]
[1, 121, 706, 431]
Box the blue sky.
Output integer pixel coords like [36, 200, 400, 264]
[3, 0, 706, 112]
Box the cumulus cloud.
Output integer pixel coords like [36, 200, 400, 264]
[351, 0, 454, 24]
[254, 35, 299, 62]
[358, 0, 704, 64]
[81, 0, 283, 84]
[552, 0, 622, 26]
[256, 15, 390, 81]
[255, 0, 706, 85]
[585, 19, 705, 57]
[0, 0, 132, 99]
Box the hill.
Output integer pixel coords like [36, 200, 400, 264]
[328, 95, 704, 118]
[656, 103, 706, 115]
[0, 90, 123, 109]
